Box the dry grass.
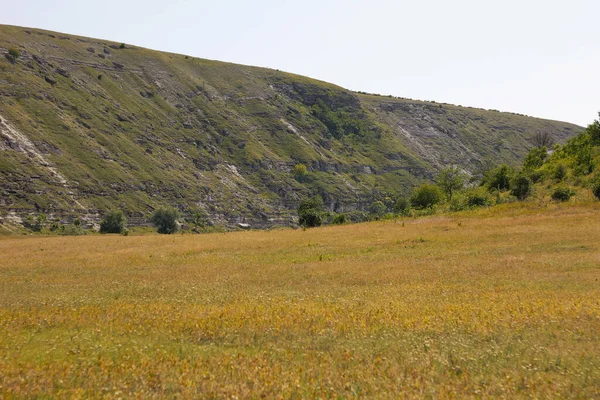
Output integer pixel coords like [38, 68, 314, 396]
[1, 205, 599, 398]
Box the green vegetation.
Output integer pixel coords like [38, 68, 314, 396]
[310, 99, 368, 139]
[297, 196, 324, 228]
[510, 173, 532, 200]
[7, 48, 20, 62]
[331, 212, 347, 225]
[293, 163, 308, 182]
[552, 186, 575, 202]
[99, 210, 127, 234]
[410, 184, 442, 209]
[368, 200, 387, 219]
[151, 207, 180, 234]
[435, 166, 465, 200]
[0, 25, 580, 228]
[1, 205, 599, 397]
[483, 164, 513, 191]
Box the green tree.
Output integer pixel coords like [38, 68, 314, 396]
[410, 184, 442, 209]
[523, 146, 548, 170]
[151, 207, 180, 234]
[483, 164, 514, 191]
[435, 166, 465, 200]
[551, 186, 575, 202]
[331, 213, 347, 225]
[100, 210, 127, 234]
[35, 213, 47, 232]
[393, 197, 411, 216]
[510, 174, 532, 200]
[589, 113, 600, 145]
[293, 163, 308, 182]
[298, 196, 324, 228]
[368, 201, 387, 219]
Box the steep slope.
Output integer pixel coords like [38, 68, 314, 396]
[0, 25, 581, 226]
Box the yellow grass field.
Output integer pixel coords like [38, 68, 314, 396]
[1, 204, 599, 398]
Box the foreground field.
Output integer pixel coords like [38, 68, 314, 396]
[1, 205, 599, 398]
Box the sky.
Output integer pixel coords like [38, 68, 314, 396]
[2, 0, 599, 126]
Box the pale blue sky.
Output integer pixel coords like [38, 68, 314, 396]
[2, 0, 599, 126]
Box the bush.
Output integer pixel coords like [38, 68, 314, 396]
[368, 201, 387, 219]
[100, 210, 127, 234]
[523, 146, 548, 170]
[344, 210, 369, 223]
[528, 169, 544, 183]
[298, 196, 324, 228]
[553, 163, 568, 181]
[188, 210, 210, 229]
[293, 163, 308, 182]
[7, 48, 20, 62]
[119, 43, 126, 49]
[510, 174, 532, 200]
[331, 213, 347, 225]
[465, 188, 492, 207]
[483, 165, 514, 191]
[436, 166, 465, 200]
[410, 184, 442, 209]
[58, 224, 86, 236]
[393, 197, 411, 216]
[551, 186, 575, 202]
[449, 193, 467, 212]
[593, 182, 600, 200]
[151, 207, 180, 234]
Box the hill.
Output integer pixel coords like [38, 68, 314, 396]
[0, 25, 582, 227]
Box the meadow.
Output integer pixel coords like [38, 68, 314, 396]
[1, 204, 599, 398]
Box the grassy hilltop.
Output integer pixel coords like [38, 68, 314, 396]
[0, 25, 582, 227]
[0, 204, 599, 397]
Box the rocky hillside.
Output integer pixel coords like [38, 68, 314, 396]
[0, 25, 582, 227]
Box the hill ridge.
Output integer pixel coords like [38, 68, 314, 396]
[0, 24, 582, 228]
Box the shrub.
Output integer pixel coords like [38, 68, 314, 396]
[393, 197, 411, 216]
[449, 193, 467, 212]
[119, 43, 126, 49]
[573, 144, 594, 176]
[593, 182, 600, 200]
[7, 48, 20, 62]
[588, 116, 600, 145]
[293, 163, 308, 182]
[58, 224, 86, 236]
[553, 163, 568, 181]
[410, 184, 442, 209]
[368, 201, 387, 219]
[33, 213, 46, 232]
[551, 186, 575, 202]
[436, 166, 465, 200]
[510, 174, 532, 200]
[523, 146, 548, 170]
[528, 169, 544, 183]
[151, 207, 180, 234]
[100, 210, 127, 234]
[344, 210, 369, 223]
[297, 196, 324, 228]
[483, 165, 514, 191]
[188, 210, 210, 230]
[465, 188, 491, 207]
[331, 213, 347, 225]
